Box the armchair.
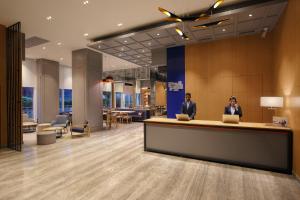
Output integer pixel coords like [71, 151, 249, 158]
[71, 120, 90, 137]
[51, 115, 69, 133]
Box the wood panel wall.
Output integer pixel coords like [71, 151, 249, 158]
[155, 81, 166, 106]
[0, 24, 7, 148]
[272, 0, 300, 177]
[185, 35, 274, 122]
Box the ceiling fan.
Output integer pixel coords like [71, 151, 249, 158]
[158, 0, 225, 40]
[158, 0, 224, 22]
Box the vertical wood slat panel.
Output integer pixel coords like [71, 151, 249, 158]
[6, 22, 22, 151]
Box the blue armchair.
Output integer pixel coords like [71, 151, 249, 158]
[51, 115, 69, 133]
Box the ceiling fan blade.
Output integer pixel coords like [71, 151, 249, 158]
[175, 28, 190, 40]
[194, 0, 224, 22]
[158, 7, 182, 22]
[192, 18, 229, 29]
[194, 13, 210, 21]
[213, 0, 224, 9]
[175, 28, 184, 36]
[182, 33, 190, 40]
[165, 17, 183, 22]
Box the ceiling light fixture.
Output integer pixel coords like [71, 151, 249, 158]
[124, 40, 127, 43]
[222, 28, 226, 32]
[57, 42, 62, 46]
[175, 28, 183, 36]
[60, 57, 64, 61]
[117, 23, 123, 27]
[158, 7, 182, 22]
[46, 16, 53, 21]
[249, 14, 253, 17]
[157, 33, 160, 36]
[84, 33, 89, 37]
[42, 46, 46, 50]
[213, 0, 224, 9]
[83, 1, 89, 5]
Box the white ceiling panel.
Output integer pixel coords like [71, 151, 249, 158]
[131, 33, 153, 42]
[157, 37, 176, 45]
[147, 29, 170, 38]
[116, 37, 136, 45]
[127, 43, 145, 50]
[103, 40, 122, 48]
[126, 50, 139, 56]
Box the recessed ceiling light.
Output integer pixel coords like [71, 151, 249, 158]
[42, 46, 46, 50]
[60, 57, 64, 61]
[249, 14, 253, 17]
[83, 1, 89, 5]
[46, 16, 53, 21]
[84, 33, 89, 37]
[156, 33, 160, 36]
[222, 28, 226, 32]
[117, 23, 123, 27]
[57, 42, 62, 46]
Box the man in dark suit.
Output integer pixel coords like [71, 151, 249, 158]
[181, 93, 197, 120]
[224, 96, 243, 118]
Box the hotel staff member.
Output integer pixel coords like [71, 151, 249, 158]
[224, 96, 243, 118]
[181, 93, 196, 120]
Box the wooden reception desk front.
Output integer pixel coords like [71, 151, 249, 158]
[144, 118, 293, 174]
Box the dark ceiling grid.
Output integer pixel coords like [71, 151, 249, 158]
[88, 0, 287, 69]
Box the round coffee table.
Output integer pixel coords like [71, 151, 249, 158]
[37, 131, 56, 145]
[37, 123, 51, 133]
[43, 127, 64, 138]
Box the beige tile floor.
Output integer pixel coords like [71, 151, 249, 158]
[0, 123, 299, 200]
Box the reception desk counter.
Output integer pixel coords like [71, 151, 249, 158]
[144, 118, 292, 174]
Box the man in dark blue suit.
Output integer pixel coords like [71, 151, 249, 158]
[181, 93, 197, 120]
[224, 96, 243, 118]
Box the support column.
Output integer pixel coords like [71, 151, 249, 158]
[72, 49, 103, 131]
[37, 59, 59, 123]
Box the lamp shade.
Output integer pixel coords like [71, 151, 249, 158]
[260, 97, 283, 108]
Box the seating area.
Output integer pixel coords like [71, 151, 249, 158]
[22, 114, 90, 145]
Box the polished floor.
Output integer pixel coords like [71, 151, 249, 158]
[0, 123, 300, 200]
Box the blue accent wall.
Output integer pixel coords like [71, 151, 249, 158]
[167, 46, 185, 118]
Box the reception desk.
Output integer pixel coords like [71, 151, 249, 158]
[144, 118, 292, 174]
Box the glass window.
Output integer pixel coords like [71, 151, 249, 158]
[116, 92, 122, 108]
[103, 91, 111, 108]
[125, 94, 133, 108]
[22, 87, 34, 118]
[64, 89, 72, 112]
[59, 89, 63, 113]
[136, 93, 141, 106]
